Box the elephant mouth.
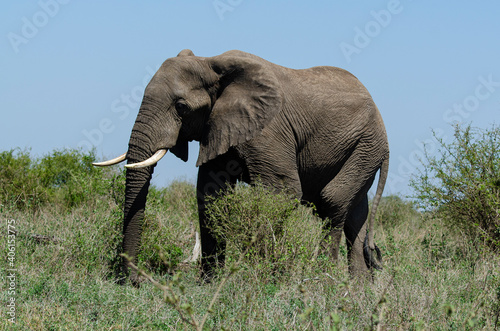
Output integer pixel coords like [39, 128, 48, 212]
[92, 149, 167, 168]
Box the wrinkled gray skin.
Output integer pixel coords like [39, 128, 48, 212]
[121, 49, 389, 285]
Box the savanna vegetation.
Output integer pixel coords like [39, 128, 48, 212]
[1, 124, 499, 330]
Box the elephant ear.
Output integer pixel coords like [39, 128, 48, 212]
[196, 52, 282, 166]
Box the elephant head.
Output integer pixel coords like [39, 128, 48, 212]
[94, 49, 282, 283]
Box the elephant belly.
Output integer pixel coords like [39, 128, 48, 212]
[240, 118, 363, 202]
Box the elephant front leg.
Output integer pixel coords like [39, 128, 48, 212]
[198, 206, 225, 281]
[323, 226, 343, 261]
[196, 156, 242, 281]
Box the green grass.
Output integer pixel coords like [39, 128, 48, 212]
[1, 148, 500, 329]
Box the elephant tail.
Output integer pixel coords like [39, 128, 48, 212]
[363, 156, 389, 270]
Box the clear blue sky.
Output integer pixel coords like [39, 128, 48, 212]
[1, 1, 499, 196]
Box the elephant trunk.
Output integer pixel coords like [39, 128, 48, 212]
[120, 108, 163, 284]
[121, 142, 155, 285]
[120, 104, 180, 285]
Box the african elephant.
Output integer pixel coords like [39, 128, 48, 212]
[94, 49, 389, 284]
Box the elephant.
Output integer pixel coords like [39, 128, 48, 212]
[94, 49, 389, 284]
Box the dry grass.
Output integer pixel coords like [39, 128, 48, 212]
[1, 151, 499, 329]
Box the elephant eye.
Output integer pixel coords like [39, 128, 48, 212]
[175, 100, 190, 114]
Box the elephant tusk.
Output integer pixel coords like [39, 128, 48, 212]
[124, 149, 167, 169]
[182, 231, 201, 263]
[92, 153, 127, 167]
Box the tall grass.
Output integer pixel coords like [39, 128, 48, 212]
[1, 148, 499, 329]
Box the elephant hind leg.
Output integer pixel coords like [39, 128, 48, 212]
[318, 194, 372, 273]
[344, 195, 372, 279]
[316, 149, 378, 277]
[319, 191, 374, 279]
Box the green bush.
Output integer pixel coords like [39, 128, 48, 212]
[0, 148, 125, 211]
[205, 182, 325, 281]
[138, 215, 184, 274]
[376, 195, 419, 227]
[0, 148, 44, 210]
[410, 124, 500, 249]
[138, 181, 197, 274]
[0, 148, 127, 278]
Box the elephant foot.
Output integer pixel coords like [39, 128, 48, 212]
[129, 272, 145, 288]
[199, 265, 218, 284]
[199, 252, 225, 284]
[117, 262, 145, 288]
